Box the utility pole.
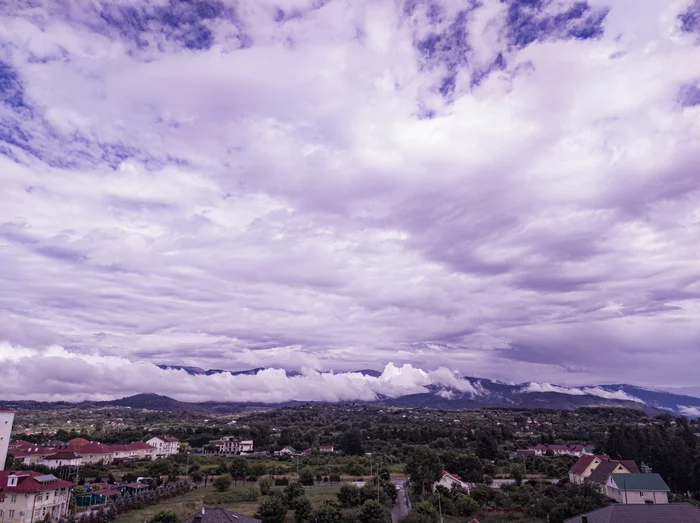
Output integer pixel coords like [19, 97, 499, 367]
[437, 490, 444, 523]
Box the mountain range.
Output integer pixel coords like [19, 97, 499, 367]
[114, 366, 700, 417]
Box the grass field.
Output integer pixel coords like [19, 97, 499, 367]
[113, 484, 344, 523]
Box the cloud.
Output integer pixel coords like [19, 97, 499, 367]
[678, 405, 700, 418]
[1, 0, 700, 393]
[0, 342, 480, 403]
[522, 382, 643, 402]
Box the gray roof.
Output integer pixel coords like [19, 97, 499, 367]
[565, 503, 700, 523]
[182, 508, 261, 523]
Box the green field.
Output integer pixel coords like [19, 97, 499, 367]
[113, 484, 343, 523]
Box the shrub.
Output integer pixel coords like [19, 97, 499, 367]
[212, 474, 232, 493]
[258, 476, 274, 495]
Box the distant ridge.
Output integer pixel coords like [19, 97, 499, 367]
[3, 367, 698, 416]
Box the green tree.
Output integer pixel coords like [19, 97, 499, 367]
[309, 501, 342, 523]
[405, 446, 442, 496]
[337, 484, 361, 507]
[254, 497, 287, 523]
[512, 464, 524, 486]
[291, 496, 312, 523]
[229, 457, 249, 486]
[213, 474, 232, 492]
[340, 429, 365, 456]
[358, 499, 390, 523]
[149, 511, 179, 523]
[285, 481, 305, 504]
[258, 476, 274, 495]
[299, 466, 315, 486]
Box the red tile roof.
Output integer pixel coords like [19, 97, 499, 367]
[587, 459, 640, 485]
[0, 471, 74, 493]
[0, 407, 15, 412]
[127, 442, 156, 451]
[67, 438, 90, 447]
[155, 435, 178, 443]
[569, 454, 609, 476]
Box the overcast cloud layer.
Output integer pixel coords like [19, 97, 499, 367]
[1, 0, 700, 401]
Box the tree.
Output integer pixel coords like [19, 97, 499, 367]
[285, 481, 305, 504]
[291, 496, 312, 523]
[299, 466, 315, 486]
[213, 474, 232, 492]
[329, 473, 341, 484]
[258, 476, 274, 495]
[254, 497, 287, 523]
[512, 464, 524, 486]
[229, 457, 249, 486]
[149, 511, 179, 523]
[358, 499, 390, 523]
[340, 429, 365, 456]
[405, 446, 442, 496]
[309, 501, 342, 523]
[337, 484, 361, 507]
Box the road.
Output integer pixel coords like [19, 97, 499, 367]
[391, 477, 410, 522]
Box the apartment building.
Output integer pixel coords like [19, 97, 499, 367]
[0, 409, 14, 471]
[0, 471, 73, 523]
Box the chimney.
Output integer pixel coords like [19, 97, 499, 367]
[581, 517, 588, 523]
[193, 507, 204, 523]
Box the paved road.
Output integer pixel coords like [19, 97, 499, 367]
[391, 477, 410, 522]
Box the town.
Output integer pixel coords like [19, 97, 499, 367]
[1, 403, 700, 523]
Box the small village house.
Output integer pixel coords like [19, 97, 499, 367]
[605, 473, 670, 504]
[433, 470, 471, 494]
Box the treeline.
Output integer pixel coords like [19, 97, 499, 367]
[602, 415, 700, 494]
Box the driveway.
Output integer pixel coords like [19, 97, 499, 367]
[391, 477, 410, 522]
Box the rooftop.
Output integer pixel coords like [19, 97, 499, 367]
[564, 502, 700, 523]
[609, 473, 670, 491]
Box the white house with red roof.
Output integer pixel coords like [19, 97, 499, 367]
[0, 471, 73, 523]
[433, 470, 471, 494]
[568, 454, 611, 484]
[0, 409, 15, 471]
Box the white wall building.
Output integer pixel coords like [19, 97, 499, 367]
[145, 436, 179, 457]
[433, 470, 471, 494]
[0, 409, 15, 471]
[210, 437, 253, 455]
[0, 471, 73, 523]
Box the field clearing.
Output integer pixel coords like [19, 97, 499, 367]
[113, 484, 343, 523]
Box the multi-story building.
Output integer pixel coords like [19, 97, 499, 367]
[0, 471, 73, 523]
[145, 436, 179, 457]
[0, 409, 15, 470]
[209, 437, 253, 455]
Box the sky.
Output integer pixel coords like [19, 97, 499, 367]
[1, 0, 700, 402]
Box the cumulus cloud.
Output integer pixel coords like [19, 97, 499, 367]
[678, 406, 700, 418]
[0, 342, 480, 403]
[522, 382, 643, 403]
[1, 0, 700, 392]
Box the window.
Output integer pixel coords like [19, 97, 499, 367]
[640, 491, 644, 496]
[11, 494, 17, 503]
[37, 494, 43, 502]
[0, 510, 4, 517]
[9, 510, 15, 518]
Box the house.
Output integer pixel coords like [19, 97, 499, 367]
[11, 447, 56, 466]
[568, 454, 610, 484]
[38, 452, 82, 469]
[585, 459, 638, 495]
[319, 445, 334, 454]
[0, 409, 15, 471]
[529, 444, 590, 457]
[276, 446, 297, 456]
[564, 502, 700, 523]
[40, 441, 66, 449]
[209, 437, 253, 455]
[182, 507, 261, 523]
[605, 473, 670, 505]
[433, 470, 471, 494]
[146, 435, 179, 457]
[0, 471, 73, 523]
